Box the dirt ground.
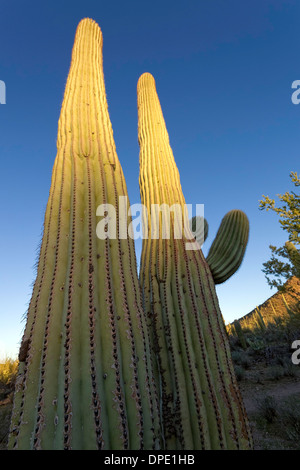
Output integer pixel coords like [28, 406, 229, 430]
[239, 370, 300, 450]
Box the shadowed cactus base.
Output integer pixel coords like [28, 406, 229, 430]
[8, 19, 160, 450]
[137, 72, 253, 449]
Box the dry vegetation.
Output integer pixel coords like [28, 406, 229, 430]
[0, 358, 18, 449]
[228, 286, 300, 450]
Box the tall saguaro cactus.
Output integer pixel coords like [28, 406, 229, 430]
[285, 241, 300, 277]
[9, 19, 160, 450]
[137, 72, 252, 450]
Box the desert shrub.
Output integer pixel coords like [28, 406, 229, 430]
[234, 365, 245, 382]
[0, 358, 18, 387]
[0, 401, 13, 449]
[247, 336, 265, 352]
[257, 395, 278, 424]
[266, 365, 285, 381]
[251, 371, 263, 384]
[231, 350, 251, 369]
[230, 350, 242, 363]
[280, 396, 300, 442]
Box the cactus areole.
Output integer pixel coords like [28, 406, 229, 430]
[8, 19, 160, 450]
[137, 72, 253, 450]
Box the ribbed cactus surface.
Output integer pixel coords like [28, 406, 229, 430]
[206, 210, 249, 284]
[137, 72, 252, 450]
[8, 19, 160, 450]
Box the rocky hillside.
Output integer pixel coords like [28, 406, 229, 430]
[228, 276, 300, 334]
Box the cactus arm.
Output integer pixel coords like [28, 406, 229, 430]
[206, 210, 249, 284]
[137, 72, 252, 449]
[9, 19, 160, 450]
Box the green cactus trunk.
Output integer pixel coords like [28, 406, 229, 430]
[137, 72, 252, 450]
[8, 19, 160, 450]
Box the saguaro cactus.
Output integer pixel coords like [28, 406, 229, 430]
[137, 72, 252, 450]
[9, 19, 160, 450]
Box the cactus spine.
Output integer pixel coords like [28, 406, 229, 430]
[137, 72, 252, 450]
[8, 19, 160, 450]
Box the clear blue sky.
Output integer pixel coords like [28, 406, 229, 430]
[0, 0, 299, 358]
